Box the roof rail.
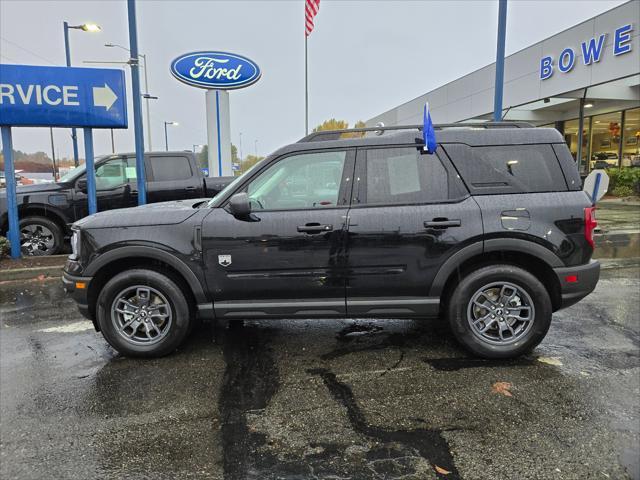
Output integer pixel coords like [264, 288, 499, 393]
[298, 121, 535, 142]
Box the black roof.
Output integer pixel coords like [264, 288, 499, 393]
[273, 124, 565, 156]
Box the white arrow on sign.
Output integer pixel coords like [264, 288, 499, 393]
[92, 84, 118, 111]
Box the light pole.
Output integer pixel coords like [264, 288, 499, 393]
[83, 59, 157, 154]
[164, 121, 178, 151]
[254, 139, 258, 158]
[63, 21, 101, 166]
[105, 43, 154, 150]
[493, 0, 507, 122]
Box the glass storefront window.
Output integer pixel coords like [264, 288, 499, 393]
[622, 108, 640, 167]
[564, 118, 590, 172]
[589, 111, 622, 170]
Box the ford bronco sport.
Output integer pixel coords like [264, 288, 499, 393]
[62, 123, 600, 358]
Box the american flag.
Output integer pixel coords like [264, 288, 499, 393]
[305, 0, 321, 37]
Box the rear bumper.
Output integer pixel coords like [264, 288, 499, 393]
[62, 267, 94, 322]
[553, 260, 600, 310]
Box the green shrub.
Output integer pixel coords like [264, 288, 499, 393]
[0, 236, 9, 260]
[607, 167, 640, 197]
[612, 185, 634, 197]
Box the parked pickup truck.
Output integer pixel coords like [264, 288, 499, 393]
[0, 151, 233, 256]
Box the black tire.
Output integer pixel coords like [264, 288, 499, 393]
[447, 264, 552, 359]
[19, 216, 63, 256]
[96, 269, 193, 358]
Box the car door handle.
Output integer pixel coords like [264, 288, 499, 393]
[297, 223, 333, 234]
[185, 186, 197, 191]
[424, 218, 461, 229]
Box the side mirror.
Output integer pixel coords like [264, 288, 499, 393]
[228, 192, 251, 217]
[76, 178, 87, 193]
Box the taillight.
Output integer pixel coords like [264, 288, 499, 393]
[584, 207, 597, 249]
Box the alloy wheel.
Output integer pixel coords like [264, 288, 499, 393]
[20, 224, 55, 256]
[111, 285, 173, 346]
[467, 281, 535, 345]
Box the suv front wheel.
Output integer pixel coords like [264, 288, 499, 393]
[447, 264, 552, 358]
[96, 269, 193, 358]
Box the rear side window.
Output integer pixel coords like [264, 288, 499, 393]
[357, 147, 465, 206]
[150, 156, 192, 181]
[443, 144, 568, 194]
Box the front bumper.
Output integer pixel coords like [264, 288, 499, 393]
[62, 259, 94, 321]
[553, 260, 600, 310]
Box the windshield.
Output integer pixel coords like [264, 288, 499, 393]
[58, 164, 86, 183]
[58, 155, 111, 183]
[207, 158, 266, 207]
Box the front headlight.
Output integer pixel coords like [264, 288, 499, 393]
[70, 229, 81, 257]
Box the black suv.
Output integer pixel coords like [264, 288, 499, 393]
[63, 124, 600, 359]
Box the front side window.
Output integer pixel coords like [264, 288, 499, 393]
[359, 147, 454, 205]
[94, 158, 127, 190]
[246, 150, 347, 210]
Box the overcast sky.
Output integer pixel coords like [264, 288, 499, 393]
[0, 0, 627, 161]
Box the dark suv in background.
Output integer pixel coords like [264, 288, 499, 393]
[63, 123, 600, 359]
[0, 151, 232, 256]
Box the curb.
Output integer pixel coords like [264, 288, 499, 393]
[598, 257, 640, 270]
[0, 265, 64, 282]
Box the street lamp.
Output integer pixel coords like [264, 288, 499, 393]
[164, 121, 179, 151]
[105, 43, 154, 150]
[63, 21, 102, 166]
[79, 23, 101, 32]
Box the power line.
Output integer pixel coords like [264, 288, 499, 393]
[0, 53, 20, 63]
[0, 36, 57, 65]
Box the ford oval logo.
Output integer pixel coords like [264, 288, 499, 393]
[170, 51, 261, 90]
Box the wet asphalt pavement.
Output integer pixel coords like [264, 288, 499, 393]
[1, 265, 639, 480]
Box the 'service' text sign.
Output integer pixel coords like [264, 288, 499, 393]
[0, 64, 127, 128]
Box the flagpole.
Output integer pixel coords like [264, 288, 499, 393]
[305, 34, 308, 135]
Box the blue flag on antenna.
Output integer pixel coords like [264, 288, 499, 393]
[423, 102, 437, 154]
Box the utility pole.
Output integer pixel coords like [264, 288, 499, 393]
[49, 128, 58, 180]
[104, 44, 154, 150]
[127, 0, 147, 205]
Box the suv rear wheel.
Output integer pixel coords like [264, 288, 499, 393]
[96, 269, 193, 358]
[447, 264, 552, 358]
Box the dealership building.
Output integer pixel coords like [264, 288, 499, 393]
[366, 1, 640, 174]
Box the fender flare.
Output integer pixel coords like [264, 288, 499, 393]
[484, 238, 563, 268]
[84, 245, 209, 304]
[2, 203, 71, 232]
[429, 238, 562, 297]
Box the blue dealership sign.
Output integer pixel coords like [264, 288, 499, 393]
[0, 64, 127, 128]
[170, 51, 261, 90]
[539, 24, 633, 80]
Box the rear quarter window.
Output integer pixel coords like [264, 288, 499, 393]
[442, 144, 568, 194]
[149, 156, 193, 181]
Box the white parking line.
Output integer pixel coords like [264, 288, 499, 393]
[38, 322, 94, 333]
